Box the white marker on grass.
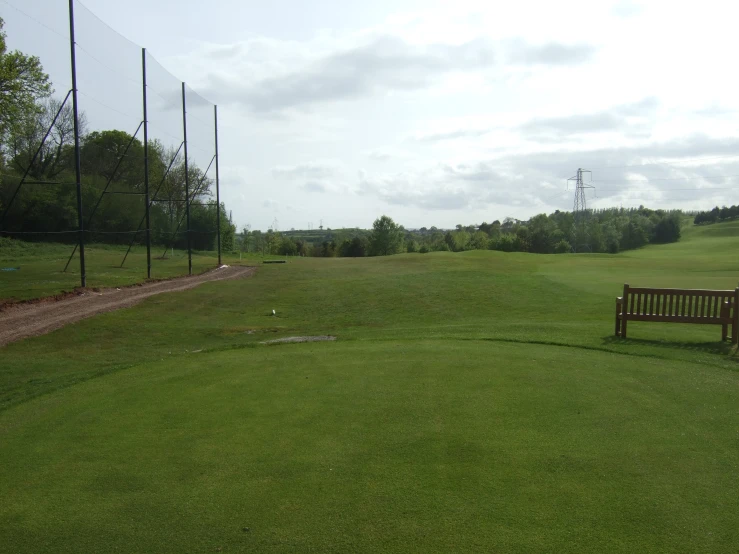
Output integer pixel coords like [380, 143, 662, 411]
[272, 309, 276, 316]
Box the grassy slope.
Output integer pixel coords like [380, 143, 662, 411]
[1, 221, 738, 552]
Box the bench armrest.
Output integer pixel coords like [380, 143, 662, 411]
[616, 297, 623, 305]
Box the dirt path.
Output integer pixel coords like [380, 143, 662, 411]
[0, 265, 256, 347]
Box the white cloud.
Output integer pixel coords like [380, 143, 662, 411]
[611, 0, 644, 18]
[272, 162, 339, 180]
[142, 0, 739, 229]
[179, 27, 596, 116]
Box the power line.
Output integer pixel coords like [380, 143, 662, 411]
[589, 153, 739, 170]
[592, 174, 739, 183]
[596, 186, 739, 192]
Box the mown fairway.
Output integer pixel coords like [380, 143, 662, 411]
[1, 222, 738, 553]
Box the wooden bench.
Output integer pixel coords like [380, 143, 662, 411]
[615, 284, 739, 343]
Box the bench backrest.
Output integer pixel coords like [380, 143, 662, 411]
[622, 285, 738, 322]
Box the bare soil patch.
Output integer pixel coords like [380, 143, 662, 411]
[0, 265, 256, 347]
[261, 336, 337, 345]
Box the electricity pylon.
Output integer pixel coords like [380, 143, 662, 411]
[568, 168, 595, 252]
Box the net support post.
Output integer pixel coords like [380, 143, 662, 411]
[68, 0, 86, 287]
[214, 105, 221, 265]
[142, 48, 151, 279]
[181, 82, 191, 275]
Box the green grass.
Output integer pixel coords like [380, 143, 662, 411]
[1, 221, 739, 552]
[0, 240, 284, 301]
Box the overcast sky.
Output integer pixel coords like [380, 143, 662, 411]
[6, 0, 739, 230]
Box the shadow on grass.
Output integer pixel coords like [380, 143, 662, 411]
[601, 335, 739, 361]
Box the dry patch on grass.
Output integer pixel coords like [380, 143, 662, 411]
[261, 335, 337, 345]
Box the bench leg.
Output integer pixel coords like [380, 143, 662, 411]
[619, 286, 629, 339]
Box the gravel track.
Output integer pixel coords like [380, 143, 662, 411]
[0, 265, 256, 347]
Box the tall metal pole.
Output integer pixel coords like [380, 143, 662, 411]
[214, 105, 221, 265]
[181, 82, 191, 275]
[68, 0, 86, 287]
[142, 48, 151, 279]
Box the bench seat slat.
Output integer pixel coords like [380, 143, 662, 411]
[628, 287, 731, 296]
[627, 314, 732, 324]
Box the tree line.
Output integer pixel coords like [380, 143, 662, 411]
[0, 17, 235, 251]
[693, 205, 739, 225]
[240, 207, 684, 258]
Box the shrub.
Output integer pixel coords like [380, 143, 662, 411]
[554, 240, 572, 254]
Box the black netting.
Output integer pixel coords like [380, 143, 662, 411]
[1, 0, 222, 285]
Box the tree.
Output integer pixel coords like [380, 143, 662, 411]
[241, 225, 251, 253]
[445, 230, 470, 251]
[219, 203, 236, 251]
[554, 239, 572, 254]
[652, 213, 681, 243]
[339, 236, 367, 257]
[496, 233, 517, 252]
[316, 240, 336, 257]
[0, 17, 52, 146]
[81, 129, 143, 185]
[528, 214, 556, 253]
[369, 215, 404, 256]
[621, 218, 650, 250]
[264, 229, 280, 254]
[278, 236, 298, 255]
[7, 97, 83, 179]
[515, 226, 530, 252]
[154, 145, 211, 241]
[601, 221, 620, 253]
[252, 230, 263, 253]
